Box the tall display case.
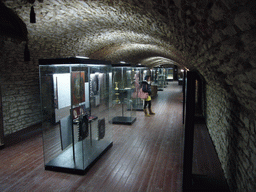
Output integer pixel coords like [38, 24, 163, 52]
[131, 65, 150, 111]
[166, 67, 174, 81]
[153, 67, 166, 91]
[111, 64, 136, 125]
[39, 57, 113, 174]
[151, 68, 156, 84]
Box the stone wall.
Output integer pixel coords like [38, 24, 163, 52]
[0, 37, 78, 135]
[0, 39, 41, 134]
[178, 0, 256, 191]
[206, 84, 256, 191]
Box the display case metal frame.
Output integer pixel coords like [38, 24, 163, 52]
[39, 57, 113, 175]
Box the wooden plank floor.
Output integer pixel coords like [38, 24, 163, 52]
[0, 82, 227, 192]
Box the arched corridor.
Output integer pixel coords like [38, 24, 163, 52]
[0, 0, 256, 191]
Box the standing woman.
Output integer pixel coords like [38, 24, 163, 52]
[141, 75, 155, 117]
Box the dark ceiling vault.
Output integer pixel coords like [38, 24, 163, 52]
[0, 2, 28, 42]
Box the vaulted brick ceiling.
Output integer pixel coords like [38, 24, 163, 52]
[1, 0, 256, 114]
[1, 0, 186, 67]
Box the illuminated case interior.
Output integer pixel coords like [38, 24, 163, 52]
[110, 64, 137, 125]
[132, 66, 150, 111]
[166, 67, 174, 81]
[39, 57, 113, 174]
[152, 67, 166, 91]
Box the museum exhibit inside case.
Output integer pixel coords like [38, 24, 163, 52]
[130, 65, 150, 111]
[39, 57, 113, 174]
[110, 64, 137, 125]
[152, 67, 166, 91]
[151, 68, 156, 84]
[166, 67, 174, 81]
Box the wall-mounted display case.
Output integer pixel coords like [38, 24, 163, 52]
[110, 64, 136, 125]
[39, 57, 113, 174]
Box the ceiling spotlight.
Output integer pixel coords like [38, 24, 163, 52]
[75, 56, 89, 59]
[120, 61, 126, 64]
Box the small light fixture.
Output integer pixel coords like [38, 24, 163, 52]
[28, 0, 36, 23]
[75, 56, 90, 59]
[120, 61, 126, 64]
[30, 6, 36, 23]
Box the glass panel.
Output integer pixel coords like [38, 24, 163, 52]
[40, 61, 112, 174]
[153, 67, 166, 91]
[70, 66, 88, 170]
[151, 68, 157, 85]
[167, 68, 174, 81]
[158, 68, 164, 89]
[83, 65, 112, 169]
[132, 67, 150, 111]
[40, 65, 75, 170]
[111, 66, 136, 125]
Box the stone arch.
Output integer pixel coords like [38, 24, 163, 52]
[0, 2, 28, 42]
[0, 0, 256, 191]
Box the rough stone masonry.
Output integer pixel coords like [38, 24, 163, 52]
[0, 0, 256, 191]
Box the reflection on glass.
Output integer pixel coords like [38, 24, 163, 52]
[39, 59, 113, 174]
[110, 66, 137, 125]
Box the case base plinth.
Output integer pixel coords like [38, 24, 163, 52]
[45, 142, 113, 175]
[112, 116, 136, 125]
[127, 104, 144, 111]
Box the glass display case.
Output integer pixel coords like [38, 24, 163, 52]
[163, 68, 167, 87]
[166, 67, 174, 81]
[153, 67, 166, 91]
[151, 68, 156, 84]
[39, 57, 113, 174]
[110, 64, 136, 125]
[132, 66, 150, 111]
